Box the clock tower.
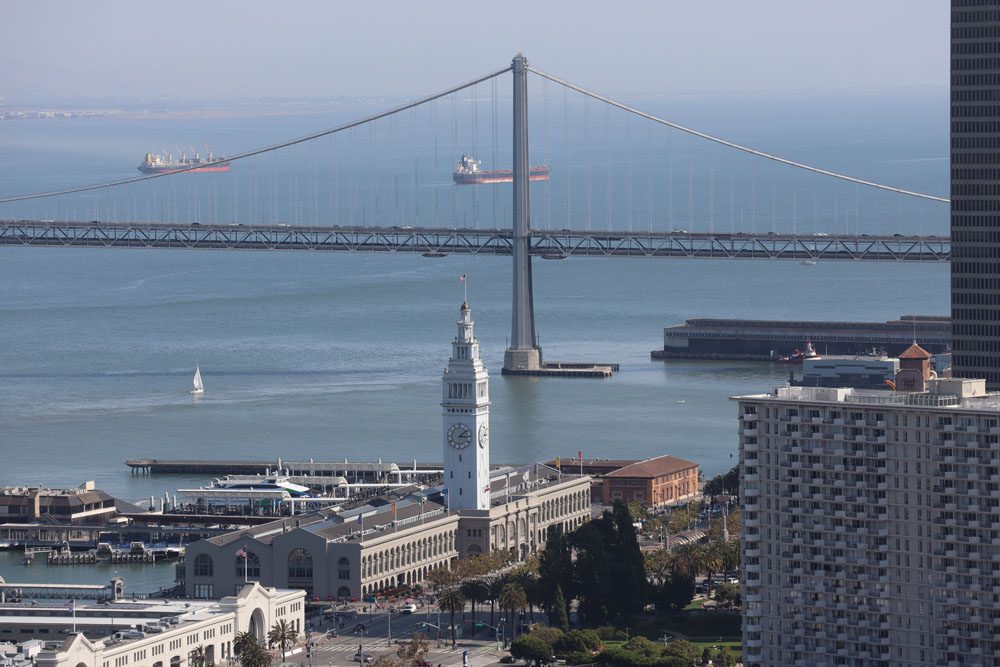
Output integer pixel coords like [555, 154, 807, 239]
[442, 301, 491, 511]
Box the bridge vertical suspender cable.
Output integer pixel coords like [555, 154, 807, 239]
[526, 65, 950, 204]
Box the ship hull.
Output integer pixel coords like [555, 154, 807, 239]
[453, 167, 550, 185]
[138, 163, 231, 175]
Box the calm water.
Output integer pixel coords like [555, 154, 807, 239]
[0, 87, 950, 591]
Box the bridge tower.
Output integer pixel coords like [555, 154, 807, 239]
[503, 53, 543, 373]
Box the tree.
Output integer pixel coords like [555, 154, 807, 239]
[716, 646, 736, 667]
[267, 619, 298, 661]
[188, 646, 206, 667]
[460, 579, 489, 624]
[661, 639, 700, 666]
[426, 565, 457, 591]
[233, 631, 257, 662]
[700, 646, 713, 666]
[713, 582, 741, 609]
[437, 587, 466, 649]
[237, 637, 272, 667]
[486, 574, 509, 629]
[537, 528, 575, 614]
[653, 572, 695, 614]
[498, 582, 528, 642]
[528, 626, 564, 651]
[396, 632, 430, 667]
[510, 635, 554, 667]
[549, 586, 569, 632]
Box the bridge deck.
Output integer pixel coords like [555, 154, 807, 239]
[1, 220, 951, 261]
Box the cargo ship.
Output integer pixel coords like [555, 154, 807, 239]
[138, 150, 231, 174]
[452, 154, 550, 184]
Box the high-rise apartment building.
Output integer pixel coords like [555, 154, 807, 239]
[736, 378, 1000, 667]
[951, 1, 1000, 389]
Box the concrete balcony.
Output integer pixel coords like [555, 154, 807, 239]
[742, 427, 759, 436]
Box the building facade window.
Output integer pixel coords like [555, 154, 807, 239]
[287, 548, 314, 593]
[193, 553, 214, 577]
[236, 551, 261, 580]
[338, 556, 350, 580]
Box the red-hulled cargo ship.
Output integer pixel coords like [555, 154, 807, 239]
[138, 151, 231, 174]
[452, 154, 550, 185]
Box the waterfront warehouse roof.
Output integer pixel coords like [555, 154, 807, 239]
[603, 455, 698, 479]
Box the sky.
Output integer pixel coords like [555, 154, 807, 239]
[2, 1, 948, 102]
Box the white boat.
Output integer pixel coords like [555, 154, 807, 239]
[191, 366, 204, 395]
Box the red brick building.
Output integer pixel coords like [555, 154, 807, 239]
[599, 455, 699, 507]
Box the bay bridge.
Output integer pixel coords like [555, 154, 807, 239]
[0, 54, 951, 373]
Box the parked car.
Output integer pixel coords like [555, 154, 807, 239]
[399, 604, 418, 614]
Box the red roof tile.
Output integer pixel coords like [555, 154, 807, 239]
[898, 342, 931, 360]
[603, 455, 698, 479]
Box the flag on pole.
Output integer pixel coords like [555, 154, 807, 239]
[554, 457, 561, 470]
[391, 501, 397, 521]
[235, 548, 247, 558]
[357, 513, 363, 526]
[459, 274, 466, 283]
[65, 600, 75, 611]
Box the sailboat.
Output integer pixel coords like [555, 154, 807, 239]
[191, 366, 204, 395]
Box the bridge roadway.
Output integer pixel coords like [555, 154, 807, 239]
[0, 220, 951, 261]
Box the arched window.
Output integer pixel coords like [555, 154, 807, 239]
[287, 549, 314, 594]
[235, 551, 260, 580]
[338, 556, 351, 580]
[337, 585, 352, 599]
[193, 553, 214, 577]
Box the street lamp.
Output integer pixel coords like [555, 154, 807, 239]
[499, 617, 507, 649]
[387, 608, 392, 647]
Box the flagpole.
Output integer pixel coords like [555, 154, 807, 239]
[71, 599, 76, 634]
[244, 547, 248, 584]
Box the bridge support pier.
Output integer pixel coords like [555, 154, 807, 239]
[503, 53, 543, 373]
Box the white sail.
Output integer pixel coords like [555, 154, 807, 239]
[192, 366, 204, 394]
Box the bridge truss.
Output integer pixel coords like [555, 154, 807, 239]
[0, 220, 951, 261]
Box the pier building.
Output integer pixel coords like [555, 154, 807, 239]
[3, 583, 303, 667]
[736, 377, 1000, 666]
[0, 483, 118, 526]
[599, 455, 699, 508]
[654, 315, 950, 361]
[181, 301, 591, 600]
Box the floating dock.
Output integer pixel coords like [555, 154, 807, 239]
[501, 361, 619, 378]
[652, 315, 951, 361]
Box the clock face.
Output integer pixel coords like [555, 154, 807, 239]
[447, 423, 472, 449]
[478, 423, 489, 448]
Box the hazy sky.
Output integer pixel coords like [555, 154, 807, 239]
[2, 1, 947, 101]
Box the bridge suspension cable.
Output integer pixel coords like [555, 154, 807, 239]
[0, 66, 513, 205]
[526, 65, 950, 205]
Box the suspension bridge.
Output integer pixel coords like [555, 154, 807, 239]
[0, 54, 951, 373]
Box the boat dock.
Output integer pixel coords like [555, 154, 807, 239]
[652, 314, 951, 361]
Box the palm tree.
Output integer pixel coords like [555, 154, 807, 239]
[240, 638, 273, 667]
[460, 579, 489, 624]
[438, 587, 466, 649]
[233, 631, 258, 663]
[498, 582, 527, 643]
[699, 543, 725, 596]
[188, 646, 206, 667]
[486, 574, 509, 628]
[267, 619, 298, 661]
[509, 569, 539, 622]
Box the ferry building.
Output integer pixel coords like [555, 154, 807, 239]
[182, 301, 592, 600]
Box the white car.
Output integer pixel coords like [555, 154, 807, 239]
[400, 604, 418, 614]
